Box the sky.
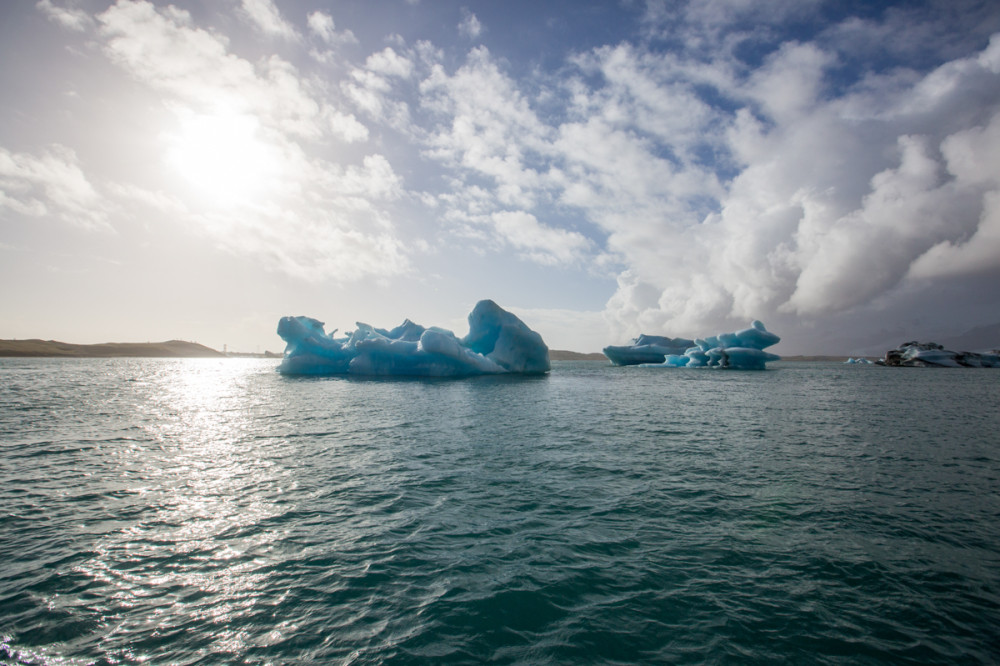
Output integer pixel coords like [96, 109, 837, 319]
[2, 0, 1000, 355]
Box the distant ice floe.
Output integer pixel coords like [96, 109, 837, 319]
[603, 320, 780, 370]
[877, 341, 1000, 368]
[844, 357, 874, 364]
[276, 299, 550, 376]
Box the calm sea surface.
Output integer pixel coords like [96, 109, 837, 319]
[1, 358, 998, 665]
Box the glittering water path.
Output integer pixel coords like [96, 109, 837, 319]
[1, 358, 999, 664]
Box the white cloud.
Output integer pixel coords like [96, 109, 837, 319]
[317, 154, 403, 201]
[981, 34, 1000, 74]
[173, 145, 410, 282]
[420, 47, 552, 210]
[571, 44, 727, 152]
[36, 0, 93, 31]
[239, 0, 299, 41]
[366, 47, 414, 79]
[18, 0, 1000, 351]
[547, 20, 1000, 339]
[307, 10, 335, 43]
[745, 42, 833, 123]
[908, 110, 1000, 278]
[417, 43, 724, 275]
[97, 0, 367, 143]
[342, 48, 414, 124]
[0, 144, 111, 230]
[106, 182, 187, 215]
[458, 10, 482, 40]
[411, 10, 1000, 342]
[782, 135, 960, 314]
[307, 9, 358, 61]
[710, 37, 1000, 326]
[83, 0, 409, 282]
[492, 210, 591, 265]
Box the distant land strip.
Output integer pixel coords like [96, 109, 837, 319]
[0, 339, 225, 358]
[549, 350, 607, 361]
[0, 340, 858, 362]
[1, 339, 600, 360]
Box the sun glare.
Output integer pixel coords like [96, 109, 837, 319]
[166, 111, 278, 205]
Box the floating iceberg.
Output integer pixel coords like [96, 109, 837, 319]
[845, 357, 874, 364]
[277, 299, 550, 377]
[601, 334, 695, 366]
[603, 320, 781, 370]
[877, 341, 1000, 368]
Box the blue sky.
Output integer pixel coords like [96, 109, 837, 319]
[2, 0, 1000, 354]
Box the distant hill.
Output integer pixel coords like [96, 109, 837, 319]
[0, 339, 223, 358]
[937, 322, 1000, 352]
[549, 350, 607, 361]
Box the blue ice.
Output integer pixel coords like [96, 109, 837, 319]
[277, 299, 550, 376]
[604, 320, 781, 370]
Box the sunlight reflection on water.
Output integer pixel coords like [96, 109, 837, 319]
[69, 360, 294, 660]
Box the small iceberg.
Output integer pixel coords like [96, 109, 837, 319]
[276, 299, 550, 377]
[844, 357, 874, 364]
[877, 341, 1000, 368]
[603, 320, 781, 370]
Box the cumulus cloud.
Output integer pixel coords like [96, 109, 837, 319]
[239, 0, 298, 41]
[366, 47, 415, 78]
[343, 47, 414, 125]
[409, 6, 1000, 343]
[908, 109, 1000, 278]
[700, 32, 1000, 329]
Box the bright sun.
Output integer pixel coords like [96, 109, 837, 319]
[166, 110, 278, 205]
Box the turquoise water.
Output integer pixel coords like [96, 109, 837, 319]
[1, 358, 998, 664]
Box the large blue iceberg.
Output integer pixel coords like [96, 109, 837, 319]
[277, 299, 550, 376]
[603, 320, 781, 370]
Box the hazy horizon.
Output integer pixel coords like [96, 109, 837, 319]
[3, 0, 1000, 356]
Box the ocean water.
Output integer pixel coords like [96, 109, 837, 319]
[1, 358, 998, 665]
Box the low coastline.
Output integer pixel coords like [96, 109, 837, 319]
[0, 340, 870, 362]
[0, 339, 227, 358]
